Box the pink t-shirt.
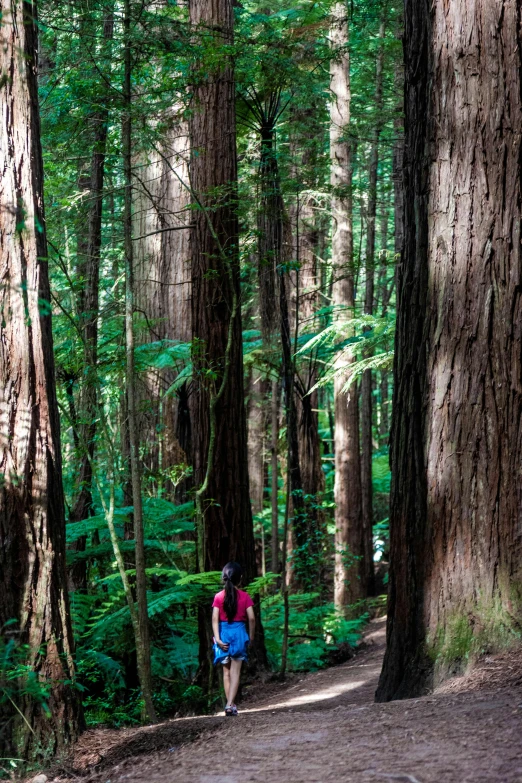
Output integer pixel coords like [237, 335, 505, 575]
[212, 588, 254, 622]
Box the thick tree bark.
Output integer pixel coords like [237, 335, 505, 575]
[190, 0, 254, 577]
[376, 0, 522, 701]
[189, 0, 266, 669]
[0, 0, 82, 759]
[330, 2, 364, 609]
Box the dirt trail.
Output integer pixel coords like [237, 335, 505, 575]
[65, 618, 522, 783]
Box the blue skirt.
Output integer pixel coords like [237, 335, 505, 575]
[213, 621, 249, 665]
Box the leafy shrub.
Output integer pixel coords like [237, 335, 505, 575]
[0, 623, 51, 776]
[261, 592, 367, 671]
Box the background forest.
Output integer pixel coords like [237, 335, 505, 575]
[2, 0, 400, 746]
[6, 0, 521, 775]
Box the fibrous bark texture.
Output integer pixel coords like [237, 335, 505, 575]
[330, 2, 364, 609]
[376, 0, 522, 701]
[189, 0, 255, 580]
[0, 0, 82, 758]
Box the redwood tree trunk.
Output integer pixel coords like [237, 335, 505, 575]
[190, 0, 254, 576]
[330, 2, 364, 609]
[376, 0, 522, 701]
[0, 0, 82, 759]
[189, 0, 265, 666]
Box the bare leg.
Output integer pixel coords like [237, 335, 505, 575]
[228, 659, 243, 707]
[222, 662, 231, 704]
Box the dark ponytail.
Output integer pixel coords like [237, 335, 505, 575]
[222, 562, 242, 623]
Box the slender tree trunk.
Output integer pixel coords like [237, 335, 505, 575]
[247, 371, 267, 573]
[270, 379, 280, 573]
[392, 47, 404, 273]
[122, 0, 156, 722]
[69, 9, 115, 591]
[280, 459, 291, 678]
[289, 109, 325, 524]
[258, 125, 280, 342]
[376, 0, 522, 701]
[189, 0, 266, 671]
[378, 27, 403, 455]
[330, 2, 364, 610]
[247, 370, 267, 518]
[378, 202, 390, 447]
[293, 186, 325, 534]
[0, 0, 82, 759]
[273, 161, 321, 588]
[257, 118, 313, 586]
[279, 226, 309, 587]
[360, 12, 386, 598]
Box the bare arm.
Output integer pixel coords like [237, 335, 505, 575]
[246, 605, 255, 644]
[212, 606, 229, 651]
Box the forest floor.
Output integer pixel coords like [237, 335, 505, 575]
[54, 618, 522, 783]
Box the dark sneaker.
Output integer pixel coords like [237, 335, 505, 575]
[224, 706, 233, 716]
[231, 705, 238, 716]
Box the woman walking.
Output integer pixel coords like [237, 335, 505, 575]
[212, 562, 255, 716]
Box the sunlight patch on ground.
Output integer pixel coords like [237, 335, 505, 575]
[241, 678, 369, 712]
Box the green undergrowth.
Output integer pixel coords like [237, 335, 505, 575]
[2, 566, 373, 745]
[72, 580, 368, 727]
[261, 592, 368, 671]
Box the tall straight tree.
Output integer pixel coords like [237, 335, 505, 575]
[330, 1, 364, 609]
[360, 10, 386, 598]
[69, 6, 114, 591]
[377, 0, 522, 701]
[291, 109, 327, 562]
[189, 0, 261, 628]
[246, 370, 267, 518]
[0, 0, 82, 758]
[133, 113, 192, 491]
[122, 0, 156, 722]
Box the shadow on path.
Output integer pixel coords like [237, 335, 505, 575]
[56, 617, 522, 783]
